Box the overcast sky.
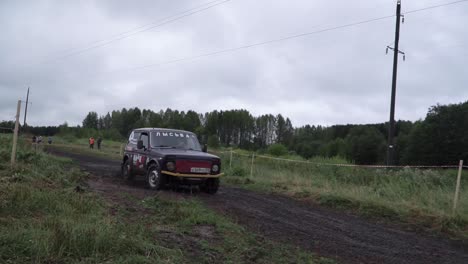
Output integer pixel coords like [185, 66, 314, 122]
[1, 0, 467, 127]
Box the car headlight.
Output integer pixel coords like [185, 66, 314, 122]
[212, 164, 219, 172]
[166, 161, 175, 171]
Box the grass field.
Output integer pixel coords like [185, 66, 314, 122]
[0, 135, 330, 263]
[46, 136, 468, 239]
[217, 150, 468, 239]
[51, 136, 125, 160]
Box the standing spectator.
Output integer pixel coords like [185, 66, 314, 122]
[89, 137, 95, 149]
[32, 135, 37, 143]
[48, 136, 53, 144]
[37, 136, 43, 144]
[97, 137, 102, 150]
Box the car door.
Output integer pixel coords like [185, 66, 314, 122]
[126, 131, 139, 171]
[133, 132, 150, 175]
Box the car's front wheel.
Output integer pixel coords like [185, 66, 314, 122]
[203, 178, 219, 194]
[146, 165, 164, 190]
[121, 159, 133, 181]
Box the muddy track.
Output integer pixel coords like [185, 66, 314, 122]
[48, 148, 468, 264]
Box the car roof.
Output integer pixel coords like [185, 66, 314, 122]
[133, 128, 195, 134]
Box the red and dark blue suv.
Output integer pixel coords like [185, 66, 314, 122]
[121, 128, 222, 194]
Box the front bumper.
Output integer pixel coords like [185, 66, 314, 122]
[161, 170, 223, 178]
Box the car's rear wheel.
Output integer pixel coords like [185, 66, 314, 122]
[203, 178, 219, 194]
[146, 165, 164, 190]
[121, 159, 133, 180]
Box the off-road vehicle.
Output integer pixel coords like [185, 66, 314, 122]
[121, 128, 222, 194]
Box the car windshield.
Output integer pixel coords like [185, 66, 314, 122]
[150, 131, 202, 151]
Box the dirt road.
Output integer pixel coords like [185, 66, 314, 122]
[49, 148, 468, 264]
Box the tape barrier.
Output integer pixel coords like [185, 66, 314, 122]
[208, 150, 229, 155]
[212, 150, 467, 169]
[210, 150, 251, 157]
[232, 152, 251, 158]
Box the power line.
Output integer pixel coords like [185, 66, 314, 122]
[403, 0, 468, 14]
[49, 0, 226, 56]
[28, 0, 231, 67]
[97, 0, 468, 76]
[106, 15, 396, 74]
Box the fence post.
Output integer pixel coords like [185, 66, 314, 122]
[10, 100, 21, 167]
[229, 149, 233, 169]
[120, 144, 124, 156]
[453, 160, 464, 215]
[250, 153, 255, 177]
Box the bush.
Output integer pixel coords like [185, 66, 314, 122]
[267, 144, 288, 157]
[228, 166, 247, 177]
[0, 149, 9, 163]
[207, 135, 220, 149]
[101, 128, 124, 141]
[60, 134, 78, 143]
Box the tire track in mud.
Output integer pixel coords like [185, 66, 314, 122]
[48, 148, 468, 264]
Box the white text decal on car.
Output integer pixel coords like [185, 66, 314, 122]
[154, 132, 194, 138]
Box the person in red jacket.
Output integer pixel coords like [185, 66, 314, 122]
[89, 137, 95, 149]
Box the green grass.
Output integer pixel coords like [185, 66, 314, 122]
[0, 135, 331, 263]
[50, 136, 125, 160]
[45, 138, 468, 239]
[217, 151, 468, 239]
[140, 197, 331, 264]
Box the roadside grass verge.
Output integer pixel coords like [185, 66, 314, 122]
[0, 136, 182, 263]
[218, 151, 468, 240]
[0, 135, 330, 263]
[43, 139, 468, 239]
[46, 137, 124, 160]
[140, 196, 332, 264]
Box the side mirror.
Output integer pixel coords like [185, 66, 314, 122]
[202, 144, 207, 153]
[137, 140, 144, 150]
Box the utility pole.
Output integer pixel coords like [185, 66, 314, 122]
[23, 87, 30, 127]
[386, 0, 405, 166]
[11, 100, 21, 166]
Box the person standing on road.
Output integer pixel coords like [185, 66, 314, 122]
[97, 137, 102, 150]
[89, 137, 95, 149]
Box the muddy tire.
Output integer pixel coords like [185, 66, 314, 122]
[146, 164, 164, 190]
[121, 159, 134, 181]
[203, 178, 219, 194]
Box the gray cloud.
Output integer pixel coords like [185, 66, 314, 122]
[1, 0, 467, 127]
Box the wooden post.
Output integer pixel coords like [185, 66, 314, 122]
[453, 160, 464, 214]
[229, 149, 233, 169]
[10, 100, 21, 166]
[250, 153, 255, 177]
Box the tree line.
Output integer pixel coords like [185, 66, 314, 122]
[80, 108, 295, 150]
[2, 100, 467, 165]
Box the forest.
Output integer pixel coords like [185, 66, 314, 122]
[1, 100, 467, 166]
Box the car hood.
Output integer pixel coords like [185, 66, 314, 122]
[151, 148, 220, 160]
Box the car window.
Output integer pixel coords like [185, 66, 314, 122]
[133, 132, 141, 140]
[140, 133, 149, 149]
[150, 131, 202, 151]
[128, 131, 141, 146]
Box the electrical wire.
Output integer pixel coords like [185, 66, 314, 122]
[97, 0, 468, 76]
[104, 15, 396, 74]
[403, 0, 468, 14]
[51, 0, 226, 56]
[29, 0, 231, 66]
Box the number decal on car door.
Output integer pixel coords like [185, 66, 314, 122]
[133, 154, 146, 169]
